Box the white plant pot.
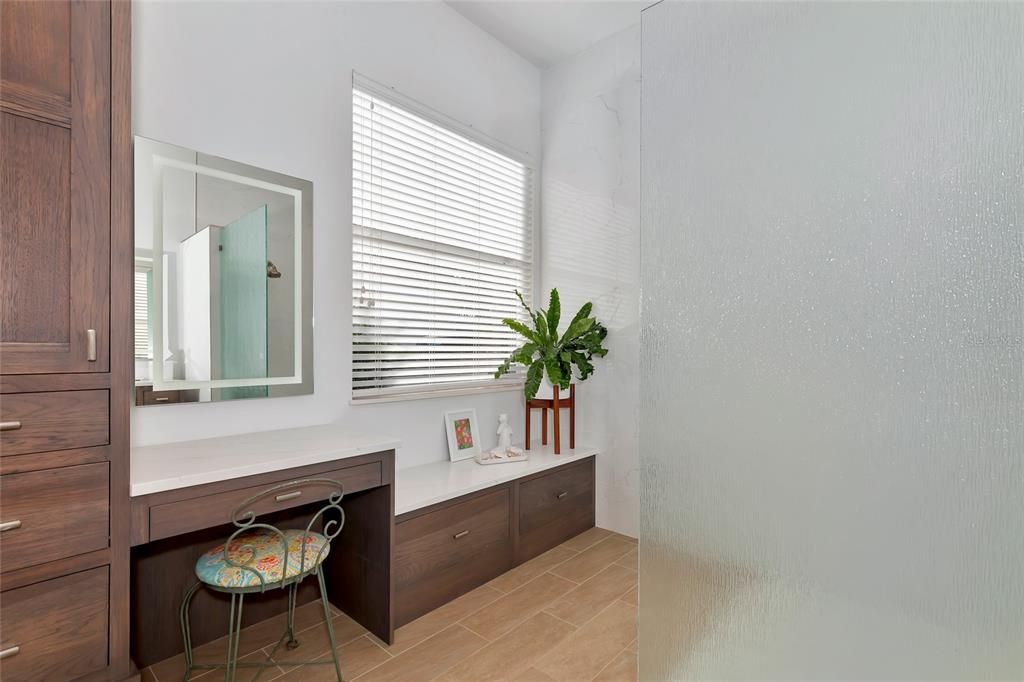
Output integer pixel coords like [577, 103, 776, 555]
[539, 375, 574, 398]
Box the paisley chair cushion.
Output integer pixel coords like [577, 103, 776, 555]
[195, 528, 330, 589]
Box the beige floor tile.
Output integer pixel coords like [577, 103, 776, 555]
[183, 649, 282, 682]
[272, 611, 369, 668]
[592, 648, 638, 682]
[354, 624, 487, 682]
[615, 548, 638, 571]
[276, 634, 392, 681]
[626, 639, 637, 653]
[512, 668, 557, 682]
[377, 584, 504, 655]
[488, 546, 578, 593]
[561, 527, 612, 552]
[435, 611, 576, 682]
[534, 600, 637, 681]
[461, 573, 577, 641]
[550, 537, 634, 584]
[544, 564, 637, 627]
[619, 586, 638, 606]
[157, 598, 340, 680]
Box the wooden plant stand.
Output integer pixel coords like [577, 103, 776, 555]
[525, 384, 575, 454]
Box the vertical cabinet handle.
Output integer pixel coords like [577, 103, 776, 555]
[0, 421, 21, 431]
[0, 645, 19, 660]
[86, 329, 97, 362]
[0, 520, 21, 532]
[556, 491, 569, 499]
[453, 530, 470, 539]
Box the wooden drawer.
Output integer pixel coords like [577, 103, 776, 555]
[0, 566, 109, 681]
[395, 487, 512, 625]
[0, 390, 109, 456]
[0, 463, 110, 572]
[148, 461, 382, 542]
[517, 458, 595, 561]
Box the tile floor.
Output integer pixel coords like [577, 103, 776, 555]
[142, 527, 638, 682]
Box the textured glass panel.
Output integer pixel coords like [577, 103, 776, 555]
[640, 3, 1024, 680]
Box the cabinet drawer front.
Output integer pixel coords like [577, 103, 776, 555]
[0, 463, 110, 572]
[148, 461, 382, 542]
[395, 488, 512, 625]
[0, 390, 109, 456]
[518, 458, 595, 560]
[0, 566, 109, 682]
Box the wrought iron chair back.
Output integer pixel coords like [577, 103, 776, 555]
[222, 477, 346, 592]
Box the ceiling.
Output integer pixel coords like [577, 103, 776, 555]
[447, 1, 645, 68]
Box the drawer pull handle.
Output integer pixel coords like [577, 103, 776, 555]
[0, 421, 21, 432]
[0, 646, 19, 660]
[0, 520, 22, 532]
[154, 397, 170, 402]
[87, 328, 97, 362]
[556, 491, 569, 499]
[453, 530, 470, 539]
[275, 491, 303, 502]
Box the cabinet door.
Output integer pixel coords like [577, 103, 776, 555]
[0, 1, 110, 374]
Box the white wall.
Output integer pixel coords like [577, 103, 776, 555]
[540, 26, 640, 536]
[640, 2, 1024, 678]
[133, 0, 541, 469]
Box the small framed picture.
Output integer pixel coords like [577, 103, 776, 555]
[444, 408, 481, 462]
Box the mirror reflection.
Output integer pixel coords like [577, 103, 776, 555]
[134, 137, 313, 406]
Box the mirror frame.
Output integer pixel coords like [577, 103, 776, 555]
[134, 136, 314, 395]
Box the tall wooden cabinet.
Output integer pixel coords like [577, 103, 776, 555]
[0, 1, 132, 680]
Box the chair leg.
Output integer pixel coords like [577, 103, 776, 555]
[285, 582, 300, 649]
[317, 569, 344, 681]
[179, 582, 202, 682]
[225, 592, 246, 682]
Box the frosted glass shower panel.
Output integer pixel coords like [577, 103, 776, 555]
[639, 3, 1024, 680]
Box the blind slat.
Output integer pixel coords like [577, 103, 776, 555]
[134, 269, 151, 359]
[352, 84, 534, 398]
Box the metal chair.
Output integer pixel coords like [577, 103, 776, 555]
[179, 478, 346, 681]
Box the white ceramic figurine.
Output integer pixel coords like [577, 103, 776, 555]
[496, 413, 513, 452]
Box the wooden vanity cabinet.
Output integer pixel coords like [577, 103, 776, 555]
[0, 1, 132, 680]
[394, 456, 595, 626]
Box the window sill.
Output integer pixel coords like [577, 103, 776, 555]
[350, 381, 524, 406]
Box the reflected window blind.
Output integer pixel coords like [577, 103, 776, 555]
[134, 268, 152, 359]
[352, 80, 534, 400]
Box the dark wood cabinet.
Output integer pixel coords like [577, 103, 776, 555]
[517, 458, 595, 561]
[0, 566, 110, 682]
[395, 488, 514, 625]
[393, 456, 596, 626]
[1, 0, 110, 375]
[0, 1, 132, 680]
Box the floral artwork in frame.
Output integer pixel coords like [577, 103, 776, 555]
[445, 408, 481, 462]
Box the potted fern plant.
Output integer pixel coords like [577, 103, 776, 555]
[494, 288, 609, 399]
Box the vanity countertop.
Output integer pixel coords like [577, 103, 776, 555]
[130, 424, 401, 496]
[395, 442, 599, 515]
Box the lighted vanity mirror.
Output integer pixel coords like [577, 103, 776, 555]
[133, 137, 313, 406]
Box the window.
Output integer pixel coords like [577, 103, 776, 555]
[351, 77, 535, 400]
[134, 266, 153, 359]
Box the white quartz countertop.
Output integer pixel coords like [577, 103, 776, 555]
[395, 442, 599, 515]
[131, 424, 401, 497]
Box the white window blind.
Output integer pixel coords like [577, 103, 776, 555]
[352, 78, 534, 400]
[134, 268, 152, 359]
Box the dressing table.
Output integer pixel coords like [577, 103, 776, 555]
[127, 426, 598, 670]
